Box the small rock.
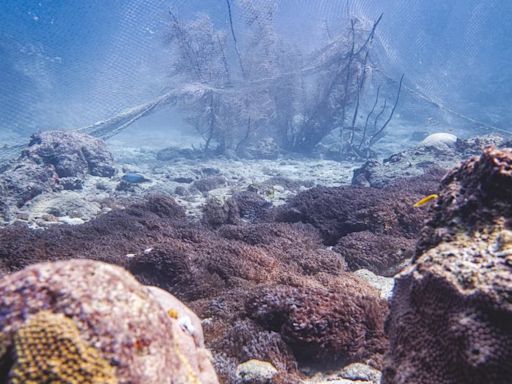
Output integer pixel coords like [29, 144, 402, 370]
[16, 212, 30, 221]
[60, 177, 84, 191]
[339, 363, 382, 382]
[235, 359, 278, 384]
[240, 137, 280, 160]
[172, 176, 195, 184]
[353, 269, 395, 300]
[420, 132, 458, 151]
[174, 186, 188, 196]
[116, 180, 138, 191]
[156, 146, 201, 161]
[96, 181, 110, 190]
[200, 167, 221, 176]
[41, 214, 58, 222]
[191, 176, 227, 193]
[58, 216, 85, 225]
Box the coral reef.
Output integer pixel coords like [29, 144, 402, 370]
[0, 259, 218, 384]
[0, 197, 387, 382]
[191, 176, 227, 193]
[246, 282, 388, 366]
[383, 147, 512, 384]
[275, 174, 438, 245]
[333, 231, 414, 276]
[202, 197, 241, 228]
[274, 173, 440, 274]
[0, 194, 185, 272]
[230, 191, 272, 222]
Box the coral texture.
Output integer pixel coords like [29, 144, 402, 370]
[7, 311, 117, 384]
[246, 283, 388, 366]
[0, 260, 219, 384]
[383, 147, 512, 384]
[0, 195, 387, 383]
[274, 172, 440, 274]
[333, 231, 414, 276]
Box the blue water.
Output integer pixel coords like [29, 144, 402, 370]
[0, 0, 511, 140]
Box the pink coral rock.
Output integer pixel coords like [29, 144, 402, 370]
[0, 259, 219, 384]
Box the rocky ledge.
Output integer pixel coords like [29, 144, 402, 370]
[383, 147, 512, 384]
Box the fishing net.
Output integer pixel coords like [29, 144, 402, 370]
[0, 0, 510, 157]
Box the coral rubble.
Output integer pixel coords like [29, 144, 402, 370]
[352, 133, 509, 188]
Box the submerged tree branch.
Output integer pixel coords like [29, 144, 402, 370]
[359, 85, 380, 149]
[226, 0, 246, 78]
[369, 74, 404, 146]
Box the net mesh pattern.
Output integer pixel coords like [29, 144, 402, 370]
[0, 0, 510, 147]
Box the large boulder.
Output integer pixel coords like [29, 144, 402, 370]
[0, 259, 218, 384]
[24, 130, 115, 178]
[383, 147, 512, 384]
[0, 130, 115, 221]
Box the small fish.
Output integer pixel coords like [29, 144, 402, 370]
[122, 172, 150, 184]
[413, 194, 439, 208]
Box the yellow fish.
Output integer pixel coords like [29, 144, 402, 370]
[413, 194, 439, 208]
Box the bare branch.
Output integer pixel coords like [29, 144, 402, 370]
[369, 74, 404, 147]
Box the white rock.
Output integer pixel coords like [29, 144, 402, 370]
[301, 362, 381, 384]
[420, 132, 457, 150]
[146, 285, 204, 345]
[58, 216, 85, 225]
[339, 363, 382, 382]
[354, 269, 395, 301]
[235, 359, 278, 383]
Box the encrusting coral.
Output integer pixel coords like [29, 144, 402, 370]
[274, 172, 441, 274]
[7, 311, 117, 384]
[383, 147, 512, 384]
[246, 283, 388, 366]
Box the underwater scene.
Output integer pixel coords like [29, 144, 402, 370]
[0, 1, 511, 383]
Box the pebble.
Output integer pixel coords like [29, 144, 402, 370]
[354, 269, 395, 300]
[235, 359, 278, 383]
[58, 216, 85, 225]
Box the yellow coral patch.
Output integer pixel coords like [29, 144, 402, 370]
[0, 331, 9, 361]
[9, 311, 117, 384]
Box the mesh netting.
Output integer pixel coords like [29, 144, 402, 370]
[0, 0, 510, 150]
